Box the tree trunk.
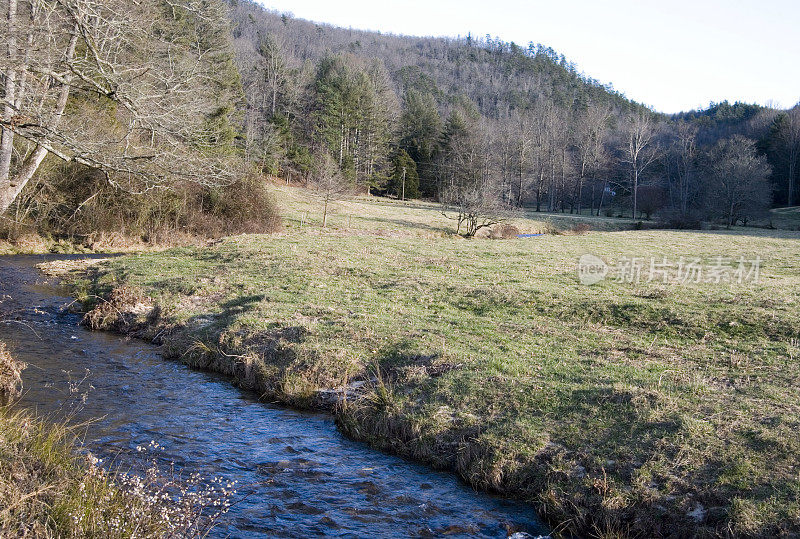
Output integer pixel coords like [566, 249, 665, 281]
[0, 30, 77, 215]
[0, 146, 48, 213]
[789, 152, 797, 207]
[0, 0, 19, 188]
[339, 118, 345, 167]
[728, 198, 735, 228]
[597, 181, 607, 217]
[576, 159, 588, 215]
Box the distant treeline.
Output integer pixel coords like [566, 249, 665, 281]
[228, 0, 799, 227]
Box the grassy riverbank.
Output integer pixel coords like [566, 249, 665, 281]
[0, 343, 227, 537]
[70, 187, 800, 537]
[0, 407, 175, 537]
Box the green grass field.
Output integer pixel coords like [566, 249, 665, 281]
[76, 187, 800, 537]
[269, 183, 637, 234]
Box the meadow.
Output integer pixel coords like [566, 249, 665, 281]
[74, 186, 800, 537]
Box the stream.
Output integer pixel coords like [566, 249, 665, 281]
[0, 254, 547, 538]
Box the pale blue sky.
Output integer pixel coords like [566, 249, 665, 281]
[255, 0, 799, 114]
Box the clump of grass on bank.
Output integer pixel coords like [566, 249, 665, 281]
[71, 189, 800, 537]
[0, 343, 24, 405]
[0, 408, 229, 537]
[0, 342, 229, 537]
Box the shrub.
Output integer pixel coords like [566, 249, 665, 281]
[6, 163, 282, 245]
[655, 209, 704, 230]
[201, 174, 283, 236]
[570, 223, 591, 235]
[488, 223, 520, 239]
[637, 185, 667, 219]
[542, 221, 563, 235]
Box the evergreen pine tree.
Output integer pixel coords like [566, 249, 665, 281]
[389, 150, 420, 199]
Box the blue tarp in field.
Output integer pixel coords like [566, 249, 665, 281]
[516, 234, 544, 238]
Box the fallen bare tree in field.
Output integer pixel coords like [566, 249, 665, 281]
[0, 0, 242, 215]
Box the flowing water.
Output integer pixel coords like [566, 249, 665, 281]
[0, 254, 547, 538]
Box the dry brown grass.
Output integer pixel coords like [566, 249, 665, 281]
[488, 223, 520, 239]
[569, 222, 592, 235]
[0, 342, 24, 405]
[81, 286, 155, 334]
[0, 407, 230, 538]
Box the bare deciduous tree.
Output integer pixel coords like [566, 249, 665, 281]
[775, 106, 800, 206]
[310, 152, 351, 227]
[0, 0, 241, 215]
[705, 135, 772, 227]
[572, 103, 611, 214]
[619, 110, 659, 220]
[440, 180, 504, 238]
[668, 120, 699, 214]
[438, 112, 504, 237]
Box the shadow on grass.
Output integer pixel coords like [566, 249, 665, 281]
[205, 294, 266, 329]
[350, 198, 442, 213]
[365, 216, 454, 235]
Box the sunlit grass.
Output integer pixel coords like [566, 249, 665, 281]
[269, 182, 636, 235]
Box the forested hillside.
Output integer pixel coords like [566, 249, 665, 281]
[2, 0, 798, 245]
[227, 0, 799, 228]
